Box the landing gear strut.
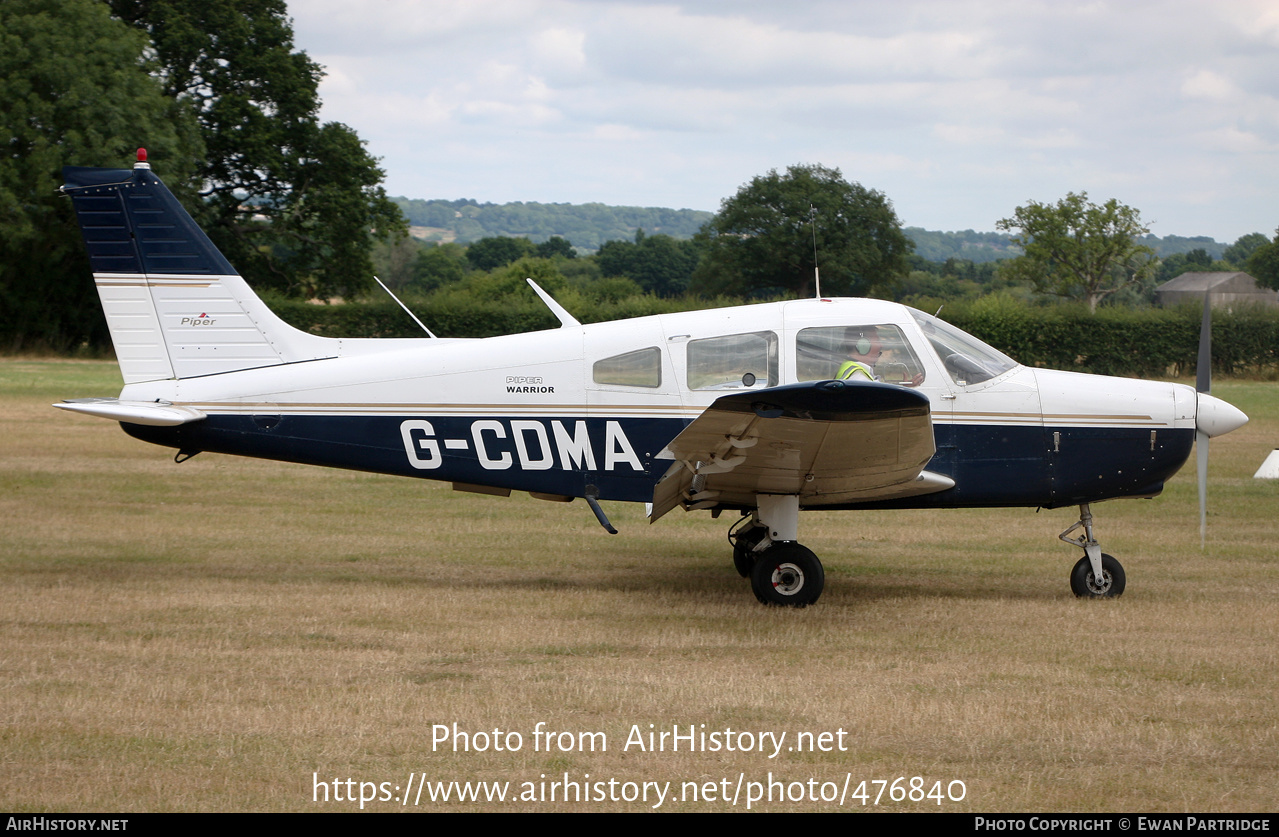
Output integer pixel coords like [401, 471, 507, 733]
[728, 495, 825, 607]
[728, 515, 766, 578]
[1059, 503, 1126, 598]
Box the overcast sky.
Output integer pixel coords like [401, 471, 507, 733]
[288, 0, 1278, 242]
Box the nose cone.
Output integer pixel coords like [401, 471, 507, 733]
[1197, 393, 1248, 438]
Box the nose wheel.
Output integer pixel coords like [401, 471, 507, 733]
[1070, 553, 1125, 598]
[1060, 504, 1126, 598]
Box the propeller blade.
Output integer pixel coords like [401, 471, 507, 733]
[1197, 429, 1208, 548]
[1196, 293, 1211, 395]
[1195, 293, 1212, 548]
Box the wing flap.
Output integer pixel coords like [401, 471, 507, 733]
[651, 379, 946, 521]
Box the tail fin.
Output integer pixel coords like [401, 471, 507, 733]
[62, 154, 333, 383]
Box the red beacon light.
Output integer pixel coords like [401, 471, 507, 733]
[134, 147, 150, 170]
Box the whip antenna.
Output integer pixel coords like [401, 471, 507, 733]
[809, 205, 821, 299]
[374, 276, 437, 337]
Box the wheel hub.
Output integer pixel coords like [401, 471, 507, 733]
[771, 562, 805, 596]
[1085, 569, 1112, 595]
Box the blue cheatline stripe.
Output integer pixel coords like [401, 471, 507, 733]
[120, 413, 1196, 510]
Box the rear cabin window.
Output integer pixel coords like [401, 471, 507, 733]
[593, 347, 662, 387]
[796, 324, 926, 385]
[687, 331, 778, 390]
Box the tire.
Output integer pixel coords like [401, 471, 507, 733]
[1070, 553, 1126, 598]
[750, 543, 824, 607]
[732, 525, 767, 578]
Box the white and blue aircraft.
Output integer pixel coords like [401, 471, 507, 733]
[55, 153, 1249, 606]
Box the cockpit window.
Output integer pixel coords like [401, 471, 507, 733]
[796, 324, 925, 386]
[593, 347, 662, 388]
[687, 331, 778, 390]
[908, 309, 1018, 385]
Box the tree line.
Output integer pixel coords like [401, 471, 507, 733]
[1, 0, 400, 351]
[374, 167, 1278, 321]
[394, 197, 713, 250]
[3, 1, 1278, 356]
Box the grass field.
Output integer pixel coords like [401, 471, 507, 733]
[2, 359, 1276, 812]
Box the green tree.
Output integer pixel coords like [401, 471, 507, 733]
[1224, 232, 1270, 267]
[108, 0, 405, 299]
[535, 236, 576, 260]
[1245, 229, 1279, 291]
[370, 233, 423, 290]
[693, 164, 912, 299]
[996, 192, 1156, 313]
[466, 236, 536, 271]
[1156, 252, 1191, 284]
[0, 0, 201, 351]
[1185, 248, 1212, 269]
[598, 230, 701, 297]
[409, 243, 469, 293]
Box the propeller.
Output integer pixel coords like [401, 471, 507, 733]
[1194, 293, 1250, 546]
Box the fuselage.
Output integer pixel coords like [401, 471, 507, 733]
[117, 297, 1199, 510]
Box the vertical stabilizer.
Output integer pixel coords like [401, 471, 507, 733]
[62, 155, 334, 383]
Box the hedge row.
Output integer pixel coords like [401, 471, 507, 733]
[267, 292, 746, 340]
[940, 297, 1279, 378]
[268, 294, 1279, 379]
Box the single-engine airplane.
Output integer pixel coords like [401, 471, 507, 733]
[55, 152, 1249, 606]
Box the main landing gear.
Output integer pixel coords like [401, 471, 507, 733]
[728, 495, 825, 607]
[1059, 503, 1126, 598]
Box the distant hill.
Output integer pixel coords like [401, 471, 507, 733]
[904, 227, 1020, 263]
[903, 228, 1229, 264]
[1135, 233, 1225, 259]
[392, 196, 1229, 261]
[392, 197, 714, 250]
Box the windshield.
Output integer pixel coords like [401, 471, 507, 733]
[908, 309, 1018, 385]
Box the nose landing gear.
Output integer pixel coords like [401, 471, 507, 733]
[1060, 503, 1126, 598]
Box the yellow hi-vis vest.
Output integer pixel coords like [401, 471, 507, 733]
[837, 360, 874, 381]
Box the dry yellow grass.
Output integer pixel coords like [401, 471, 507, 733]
[2, 360, 1276, 811]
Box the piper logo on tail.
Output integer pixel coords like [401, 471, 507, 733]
[400, 418, 642, 472]
[181, 313, 216, 326]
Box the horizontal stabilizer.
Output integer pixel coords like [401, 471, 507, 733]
[54, 398, 206, 426]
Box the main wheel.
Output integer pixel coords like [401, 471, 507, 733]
[1070, 553, 1125, 598]
[750, 543, 824, 607]
[732, 524, 767, 578]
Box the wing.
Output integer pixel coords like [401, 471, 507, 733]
[650, 379, 952, 521]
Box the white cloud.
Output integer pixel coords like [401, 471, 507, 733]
[1194, 126, 1271, 154]
[1182, 70, 1240, 101]
[287, 0, 1279, 241]
[530, 27, 589, 78]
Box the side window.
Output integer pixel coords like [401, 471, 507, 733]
[687, 331, 777, 390]
[796, 325, 926, 385]
[593, 347, 662, 388]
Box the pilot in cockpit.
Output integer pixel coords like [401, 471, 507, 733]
[837, 327, 924, 387]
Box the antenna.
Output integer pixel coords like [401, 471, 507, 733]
[526, 278, 581, 328]
[809, 205, 822, 299]
[373, 276, 437, 337]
